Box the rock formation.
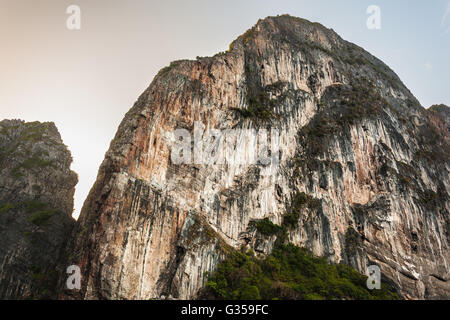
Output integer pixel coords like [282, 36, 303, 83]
[60, 15, 448, 300]
[0, 120, 77, 299]
[1, 15, 447, 300]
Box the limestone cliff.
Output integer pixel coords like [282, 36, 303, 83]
[62, 15, 449, 300]
[0, 120, 77, 299]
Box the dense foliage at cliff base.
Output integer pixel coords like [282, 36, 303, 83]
[201, 244, 400, 300]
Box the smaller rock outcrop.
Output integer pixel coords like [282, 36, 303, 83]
[0, 119, 78, 299]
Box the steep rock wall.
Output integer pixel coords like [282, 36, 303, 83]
[0, 120, 77, 299]
[62, 15, 449, 300]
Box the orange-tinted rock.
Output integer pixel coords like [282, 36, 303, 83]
[61, 15, 449, 300]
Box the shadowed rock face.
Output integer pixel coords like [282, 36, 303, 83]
[62, 15, 449, 300]
[0, 120, 78, 299]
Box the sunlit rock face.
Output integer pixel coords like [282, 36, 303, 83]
[0, 120, 77, 299]
[62, 15, 449, 300]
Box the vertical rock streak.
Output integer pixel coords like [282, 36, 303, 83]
[63, 15, 448, 299]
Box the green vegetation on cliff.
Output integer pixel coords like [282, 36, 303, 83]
[11, 154, 55, 178]
[0, 199, 59, 226]
[251, 218, 282, 236]
[202, 244, 399, 300]
[25, 200, 59, 226]
[0, 202, 16, 214]
[201, 189, 399, 300]
[299, 79, 388, 156]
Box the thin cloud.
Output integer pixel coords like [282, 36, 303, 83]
[425, 62, 432, 70]
[442, 1, 450, 26]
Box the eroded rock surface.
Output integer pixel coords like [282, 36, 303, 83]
[62, 15, 449, 300]
[0, 120, 77, 299]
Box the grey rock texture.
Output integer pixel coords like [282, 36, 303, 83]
[62, 15, 448, 300]
[0, 119, 77, 299]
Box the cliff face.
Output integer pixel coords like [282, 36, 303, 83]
[0, 120, 77, 299]
[63, 15, 449, 300]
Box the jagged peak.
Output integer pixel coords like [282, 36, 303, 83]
[154, 15, 340, 79]
[0, 119, 62, 144]
[429, 104, 450, 116]
[152, 14, 411, 107]
[228, 14, 341, 52]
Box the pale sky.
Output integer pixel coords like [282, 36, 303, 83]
[1, 0, 449, 219]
